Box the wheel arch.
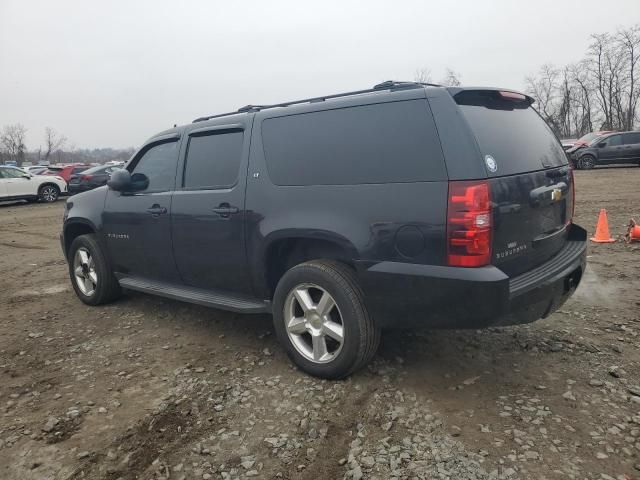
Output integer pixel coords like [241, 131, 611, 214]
[63, 220, 97, 257]
[261, 233, 359, 299]
[38, 181, 62, 192]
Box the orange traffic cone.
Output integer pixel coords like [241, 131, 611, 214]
[625, 218, 640, 243]
[590, 209, 616, 243]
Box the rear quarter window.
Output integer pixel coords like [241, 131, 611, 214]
[455, 91, 567, 177]
[261, 100, 446, 186]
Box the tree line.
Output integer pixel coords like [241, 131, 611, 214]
[526, 24, 639, 139]
[3, 24, 637, 165]
[0, 124, 134, 167]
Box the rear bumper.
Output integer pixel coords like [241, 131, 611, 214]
[358, 224, 587, 329]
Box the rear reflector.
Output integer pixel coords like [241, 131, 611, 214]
[447, 180, 492, 267]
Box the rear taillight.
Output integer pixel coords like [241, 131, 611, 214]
[447, 180, 492, 267]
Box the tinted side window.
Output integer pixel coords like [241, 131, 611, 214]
[2, 168, 24, 178]
[131, 141, 179, 192]
[623, 132, 640, 145]
[72, 167, 87, 174]
[605, 135, 622, 147]
[183, 131, 244, 189]
[262, 100, 446, 186]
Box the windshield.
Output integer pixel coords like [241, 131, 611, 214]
[80, 165, 108, 175]
[587, 135, 605, 146]
[578, 132, 599, 143]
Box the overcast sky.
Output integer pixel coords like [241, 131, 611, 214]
[1, 0, 638, 149]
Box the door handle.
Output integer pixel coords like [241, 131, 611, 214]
[146, 204, 167, 217]
[212, 203, 239, 217]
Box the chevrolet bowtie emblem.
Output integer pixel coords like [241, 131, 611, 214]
[551, 188, 562, 201]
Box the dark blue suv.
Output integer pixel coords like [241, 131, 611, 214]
[61, 81, 587, 378]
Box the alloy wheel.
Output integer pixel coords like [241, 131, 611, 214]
[73, 247, 97, 296]
[41, 186, 58, 202]
[284, 283, 344, 363]
[579, 156, 594, 170]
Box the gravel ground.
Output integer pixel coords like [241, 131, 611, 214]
[0, 166, 639, 480]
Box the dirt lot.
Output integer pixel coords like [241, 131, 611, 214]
[1, 167, 639, 480]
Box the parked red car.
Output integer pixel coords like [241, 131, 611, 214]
[43, 164, 91, 183]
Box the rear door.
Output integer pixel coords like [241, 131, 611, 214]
[171, 122, 252, 295]
[622, 132, 640, 163]
[453, 90, 574, 276]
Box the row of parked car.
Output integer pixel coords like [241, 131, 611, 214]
[0, 162, 124, 204]
[562, 130, 640, 169]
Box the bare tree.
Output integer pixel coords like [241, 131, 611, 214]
[526, 23, 639, 137]
[617, 25, 640, 129]
[44, 127, 67, 163]
[414, 68, 432, 84]
[439, 68, 462, 86]
[1, 124, 27, 167]
[526, 64, 561, 133]
[569, 61, 594, 134]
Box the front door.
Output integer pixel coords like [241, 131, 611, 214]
[102, 137, 182, 282]
[598, 134, 623, 163]
[0, 168, 9, 198]
[171, 122, 252, 295]
[2, 167, 33, 196]
[622, 132, 640, 163]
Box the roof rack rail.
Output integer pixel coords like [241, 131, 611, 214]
[192, 80, 439, 123]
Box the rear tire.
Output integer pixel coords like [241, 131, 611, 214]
[68, 234, 121, 306]
[38, 184, 60, 202]
[577, 155, 595, 170]
[273, 260, 380, 379]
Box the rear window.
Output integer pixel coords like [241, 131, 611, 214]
[183, 130, 244, 189]
[624, 132, 640, 145]
[455, 91, 567, 177]
[261, 100, 446, 186]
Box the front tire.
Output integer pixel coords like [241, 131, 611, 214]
[38, 184, 60, 202]
[68, 234, 121, 306]
[577, 155, 595, 170]
[273, 260, 380, 379]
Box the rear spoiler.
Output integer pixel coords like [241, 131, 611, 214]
[447, 87, 535, 106]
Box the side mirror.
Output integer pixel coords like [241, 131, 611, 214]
[107, 168, 132, 192]
[21, 173, 31, 179]
[597, 142, 607, 148]
[130, 172, 149, 191]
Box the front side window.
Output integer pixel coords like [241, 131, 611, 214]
[1, 168, 26, 178]
[603, 135, 622, 147]
[183, 130, 244, 189]
[131, 141, 179, 192]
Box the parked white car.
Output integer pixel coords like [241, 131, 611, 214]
[0, 166, 67, 203]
